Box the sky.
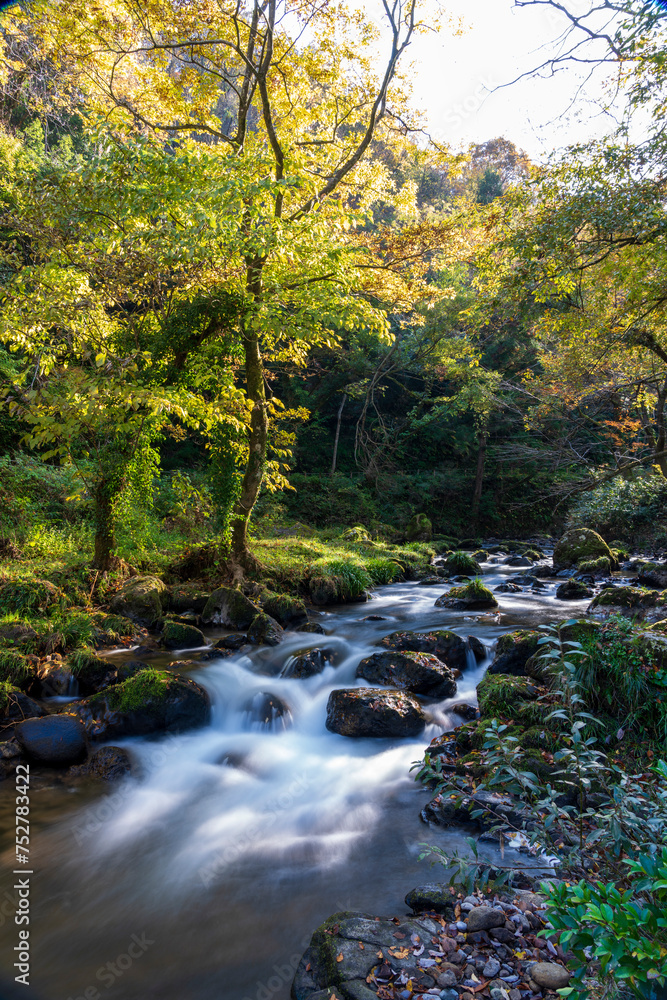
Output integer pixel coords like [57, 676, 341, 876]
[405, 0, 626, 162]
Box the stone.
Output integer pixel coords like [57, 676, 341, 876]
[483, 957, 501, 978]
[109, 575, 168, 627]
[637, 562, 667, 589]
[356, 650, 457, 698]
[74, 669, 210, 740]
[247, 612, 284, 646]
[262, 593, 309, 627]
[215, 634, 248, 650]
[201, 587, 260, 628]
[15, 715, 88, 766]
[553, 527, 612, 572]
[282, 648, 333, 679]
[556, 579, 593, 600]
[405, 884, 456, 915]
[68, 746, 132, 781]
[467, 635, 486, 661]
[436, 970, 458, 988]
[450, 702, 478, 720]
[379, 630, 468, 672]
[242, 691, 291, 730]
[36, 662, 78, 698]
[325, 688, 425, 738]
[435, 583, 498, 611]
[0, 688, 46, 723]
[529, 962, 571, 989]
[465, 907, 506, 932]
[295, 621, 326, 635]
[161, 621, 207, 650]
[487, 630, 540, 677]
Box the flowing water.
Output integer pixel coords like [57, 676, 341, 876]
[0, 558, 590, 1000]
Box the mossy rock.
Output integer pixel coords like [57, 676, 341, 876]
[488, 630, 541, 676]
[590, 586, 659, 609]
[471, 549, 489, 562]
[0, 649, 35, 690]
[477, 673, 543, 719]
[556, 580, 593, 600]
[247, 613, 284, 646]
[435, 581, 497, 610]
[444, 551, 482, 575]
[160, 620, 206, 650]
[0, 620, 38, 647]
[379, 629, 468, 671]
[406, 513, 432, 543]
[637, 562, 667, 589]
[201, 587, 260, 628]
[455, 719, 488, 752]
[340, 526, 372, 543]
[74, 668, 210, 740]
[109, 575, 168, 628]
[89, 613, 143, 648]
[553, 528, 612, 571]
[523, 549, 543, 561]
[0, 579, 65, 616]
[578, 555, 612, 575]
[262, 593, 308, 627]
[0, 680, 45, 721]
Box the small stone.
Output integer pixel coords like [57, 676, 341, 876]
[463, 895, 481, 907]
[436, 971, 457, 989]
[530, 962, 571, 989]
[465, 906, 506, 932]
[456, 920, 468, 931]
[483, 957, 501, 978]
[439, 991, 458, 1000]
[509, 991, 521, 1000]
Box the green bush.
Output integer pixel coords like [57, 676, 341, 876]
[445, 550, 482, 574]
[568, 474, 667, 540]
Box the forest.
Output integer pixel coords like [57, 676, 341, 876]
[0, 1, 667, 999]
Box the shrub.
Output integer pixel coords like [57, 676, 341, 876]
[445, 550, 482, 574]
[568, 474, 667, 540]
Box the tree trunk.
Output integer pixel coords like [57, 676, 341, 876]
[92, 487, 116, 571]
[471, 430, 487, 524]
[655, 380, 667, 477]
[230, 330, 268, 571]
[331, 392, 347, 475]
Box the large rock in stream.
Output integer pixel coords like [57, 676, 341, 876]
[326, 688, 425, 738]
[109, 575, 168, 627]
[201, 587, 260, 628]
[553, 527, 612, 571]
[379, 630, 468, 672]
[15, 715, 88, 766]
[74, 668, 210, 740]
[356, 650, 456, 698]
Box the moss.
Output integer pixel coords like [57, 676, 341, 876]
[578, 555, 612, 574]
[523, 549, 542, 561]
[161, 620, 206, 649]
[262, 592, 308, 626]
[471, 549, 488, 562]
[0, 649, 33, 689]
[445, 551, 482, 575]
[496, 629, 541, 659]
[406, 513, 432, 542]
[553, 528, 612, 570]
[0, 579, 65, 616]
[340, 526, 372, 542]
[477, 673, 542, 719]
[101, 668, 172, 713]
[591, 586, 658, 609]
[445, 579, 497, 605]
[67, 647, 112, 691]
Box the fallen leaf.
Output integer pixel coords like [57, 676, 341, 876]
[359, 943, 365, 950]
[393, 932, 406, 939]
[388, 946, 410, 959]
[305, 962, 311, 972]
[336, 953, 344, 963]
[377, 950, 384, 959]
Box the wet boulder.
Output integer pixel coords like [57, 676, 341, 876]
[74, 668, 210, 740]
[201, 587, 260, 628]
[435, 581, 498, 610]
[553, 528, 612, 572]
[504, 554, 532, 567]
[295, 621, 326, 635]
[404, 884, 457, 917]
[15, 715, 88, 766]
[262, 593, 309, 628]
[487, 630, 541, 676]
[282, 648, 333, 679]
[0, 683, 46, 724]
[379, 629, 468, 672]
[242, 691, 291, 730]
[37, 661, 78, 697]
[247, 612, 284, 646]
[467, 635, 486, 661]
[325, 688, 425, 738]
[356, 650, 456, 698]
[160, 620, 207, 650]
[67, 649, 117, 695]
[68, 746, 132, 781]
[556, 579, 593, 600]
[215, 634, 248, 651]
[109, 575, 168, 627]
[637, 562, 667, 589]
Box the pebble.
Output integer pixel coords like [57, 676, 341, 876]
[456, 920, 468, 931]
[530, 961, 571, 989]
[436, 971, 457, 988]
[439, 992, 458, 1000]
[483, 957, 501, 978]
[463, 895, 481, 907]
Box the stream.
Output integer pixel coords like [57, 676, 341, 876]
[0, 557, 591, 1000]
